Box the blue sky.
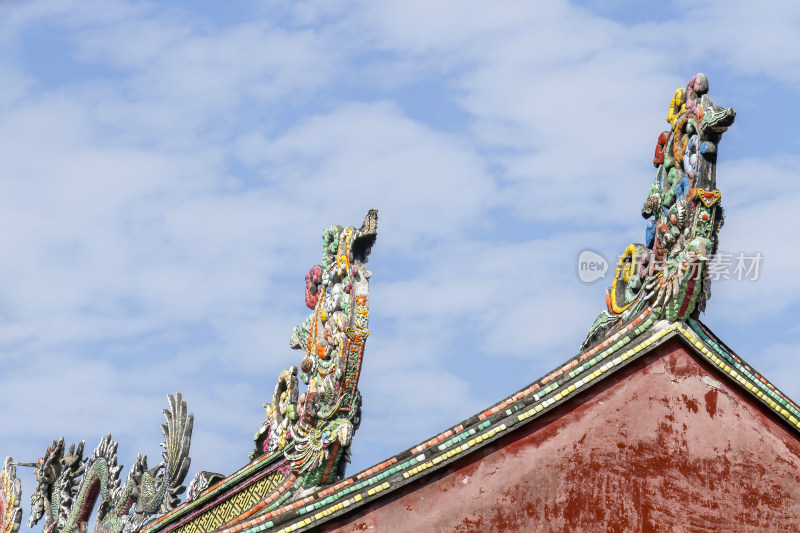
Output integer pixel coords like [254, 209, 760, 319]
[2, 0, 799, 528]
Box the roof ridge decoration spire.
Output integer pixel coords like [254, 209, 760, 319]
[1, 457, 23, 533]
[250, 209, 378, 488]
[582, 74, 735, 350]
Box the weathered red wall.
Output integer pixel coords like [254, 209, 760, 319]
[320, 339, 800, 532]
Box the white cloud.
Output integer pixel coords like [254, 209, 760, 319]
[338, 0, 685, 228]
[245, 101, 496, 250]
[676, 0, 800, 86]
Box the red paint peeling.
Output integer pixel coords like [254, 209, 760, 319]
[705, 389, 718, 418]
[318, 339, 800, 532]
[682, 394, 699, 413]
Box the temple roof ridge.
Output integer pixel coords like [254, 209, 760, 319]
[207, 317, 800, 533]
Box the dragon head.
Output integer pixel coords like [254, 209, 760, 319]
[28, 439, 63, 529]
[700, 95, 736, 135]
[28, 438, 87, 531]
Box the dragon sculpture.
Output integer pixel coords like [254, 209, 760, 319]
[251, 209, 378, 487]
[582, 74, 735, 349]
[27, 393, 193, 533]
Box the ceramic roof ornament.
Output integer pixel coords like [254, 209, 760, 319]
[26, 393, 193, 533]
[582, 74, 736, 351]
[251, 209, 378, 488]
[0, 457, 22, 533]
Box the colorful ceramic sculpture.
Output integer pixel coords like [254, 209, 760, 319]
[583, 74, 735, 349]
[252, 210, 378, 488]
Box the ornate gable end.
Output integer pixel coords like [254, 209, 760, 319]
[315, 331, 800, 532]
